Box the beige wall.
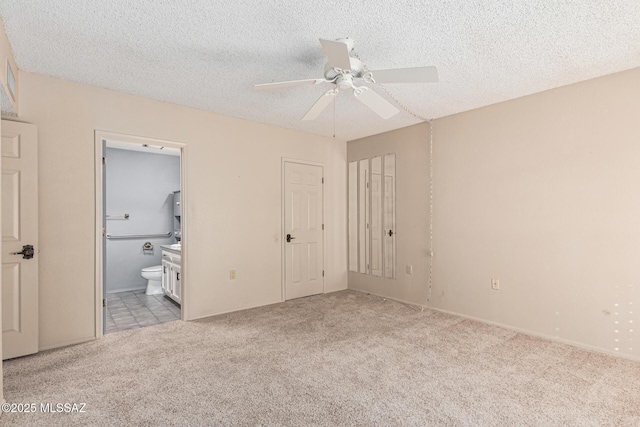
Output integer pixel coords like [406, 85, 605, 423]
[347, 124, 431, 304]
[18, 72, 347, 351]
[349, 67, 640, 360]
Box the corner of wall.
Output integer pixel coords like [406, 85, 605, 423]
[0, 17, 19, 117]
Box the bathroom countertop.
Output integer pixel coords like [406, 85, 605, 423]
[160, 244, 182, 253]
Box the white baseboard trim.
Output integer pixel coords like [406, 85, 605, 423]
[348, 288, 640, 363]
[187, 288, 349, 322]
[39, 336, 96, 353]
[349, 288, 424, 309]
[186, 298, 284, 322]
[106, 286, 146, 294]
[429, 306, 640, 363]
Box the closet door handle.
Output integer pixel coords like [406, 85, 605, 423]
[388, 230, 394, 237]
[286, 234, 295, 243]
[11, 244, 35, 259]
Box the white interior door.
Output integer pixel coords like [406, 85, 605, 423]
[284, 161, 323, 300]
[2, 120, 39, 360]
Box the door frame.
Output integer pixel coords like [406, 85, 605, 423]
[94, 130, 188, 338]
[281, 158, 325, 301]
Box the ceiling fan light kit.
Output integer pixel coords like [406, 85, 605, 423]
[254, 37, 439, 121]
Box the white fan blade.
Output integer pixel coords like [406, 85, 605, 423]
[319, 38, 352, 71]
[369, 66, 439, 84]
[353, 87, 399, 119]
[302, 90, 337, 121]
[253, 79, 326, 91]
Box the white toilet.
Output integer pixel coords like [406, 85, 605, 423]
[141, 265, 163, 295]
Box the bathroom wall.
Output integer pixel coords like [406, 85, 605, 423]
[105, 147, 180, 292]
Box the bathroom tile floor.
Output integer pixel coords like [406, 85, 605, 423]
[105, 290, 181, 334]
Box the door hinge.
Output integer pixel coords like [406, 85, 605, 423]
[322, 224, 324, 230]
[102, 298, 106, 307]
[322, 270, 325, 277]
[102, 227, 105, 236]
[322, 177, 324, 184]
[102, 156, 105, 165]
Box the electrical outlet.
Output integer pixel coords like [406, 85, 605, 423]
[230, 269, 236, 280]
[406, 265, 413, 275]
[491, 278, 500, 290]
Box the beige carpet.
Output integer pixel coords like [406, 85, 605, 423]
[2, 290, 639, 426]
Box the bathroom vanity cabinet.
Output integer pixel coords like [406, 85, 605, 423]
[161, 247, 181, 304]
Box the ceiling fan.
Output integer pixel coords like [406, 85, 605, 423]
[253, 37, 439, 121]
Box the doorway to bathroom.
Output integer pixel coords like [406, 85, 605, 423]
[95, 131, 186, 336]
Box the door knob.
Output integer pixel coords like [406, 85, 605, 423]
[286, 234, 296, 243]
[12, 244, 35, 259]
[388, 230, 394, 237]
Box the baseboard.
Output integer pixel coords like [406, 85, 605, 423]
[39, 336, 95, 352]
[429, 306, 640, 363]
[187, 288, 349, 322]
[106, 286, 146, 294]
[348, 288, 424, 310]
[349, 288, 639, 362]
[186, 298, 284, 322]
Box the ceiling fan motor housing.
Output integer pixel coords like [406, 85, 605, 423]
[323, 57, 366, 80]
[335, 74, 356, 90]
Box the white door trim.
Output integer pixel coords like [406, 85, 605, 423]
[94, 130, 188, 338]
[281, 158, 325, 301]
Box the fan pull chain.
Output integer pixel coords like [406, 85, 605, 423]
[378, 84, 432, 122]
[333, 95, 336, 138]
[352, 50, 431, 123]
[376, 84, 434, 307]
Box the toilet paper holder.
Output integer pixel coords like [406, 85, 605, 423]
[142, 241, 153, 251]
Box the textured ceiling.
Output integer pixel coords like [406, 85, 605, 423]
[1, 1, 639, 140]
